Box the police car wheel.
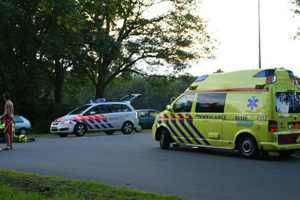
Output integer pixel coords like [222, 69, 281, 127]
[122, 122, 133, 134]
[238, 135, 259, 159]
[58, 133, 68, 137]
[74, 124, 86, 136]
[105, 130, 115, 135]
[160, 129, 171, 150]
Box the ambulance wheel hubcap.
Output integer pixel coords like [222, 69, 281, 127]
[242, 140, 252, 153]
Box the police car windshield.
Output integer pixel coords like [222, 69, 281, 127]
[68, 105, 91, 115]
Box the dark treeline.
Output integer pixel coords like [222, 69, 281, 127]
[0, 0, 215, 133]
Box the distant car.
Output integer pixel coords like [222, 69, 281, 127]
[50, 94, 141, 137]
[0, 115, 32, 136]
[136, 109, 160, 131]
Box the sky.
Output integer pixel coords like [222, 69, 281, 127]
[189, 0, 300, 77]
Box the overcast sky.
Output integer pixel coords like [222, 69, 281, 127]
[189, 0, 300, 77]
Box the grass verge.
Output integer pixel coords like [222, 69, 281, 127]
[0, 169, 185, 200]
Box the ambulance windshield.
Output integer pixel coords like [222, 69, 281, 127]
[275, 92, 300, 113]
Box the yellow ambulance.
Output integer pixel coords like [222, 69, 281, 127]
[152, 69, 300, 158]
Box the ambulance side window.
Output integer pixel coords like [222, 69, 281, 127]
[196, 93, 226, 113]
[173, 94, 195, 113]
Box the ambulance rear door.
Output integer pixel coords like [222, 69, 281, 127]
[274, 88, 300, 146]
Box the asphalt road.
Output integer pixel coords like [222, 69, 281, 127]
[1, 132, 300, 200]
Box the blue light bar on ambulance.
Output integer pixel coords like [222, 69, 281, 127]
[195, 75, 208, 82]
[254, 69, 275, 77]
[90, 98, 105, 103]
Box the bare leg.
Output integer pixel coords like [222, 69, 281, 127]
[4, 132, 11, 149]
[9, 133, 13, 149]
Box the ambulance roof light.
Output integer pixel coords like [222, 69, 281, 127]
[195, 75, 208, 82]
[254, 69, 275, 77]
[288, 70, 295, 77]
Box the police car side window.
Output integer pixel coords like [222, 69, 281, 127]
[107, 104, 119, 113]
[89, 105, 107, 114]
[121, 104, 131, 112]
[173, 94, 195, 113]
[196, 93, 226, 113]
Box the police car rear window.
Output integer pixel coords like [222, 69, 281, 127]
[275, 92, 300, 113]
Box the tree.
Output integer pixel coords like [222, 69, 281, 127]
[0, 0, 48, 112]
[293, 0, 300, 38]
[72, 0, 215, 98]
[38, 0, 84, 104]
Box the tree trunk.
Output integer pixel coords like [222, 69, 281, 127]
[54, 59, 64, 104]
[95, 84, 106, 99]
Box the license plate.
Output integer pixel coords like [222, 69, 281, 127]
[52, 127, 58, 131]
[289, 123, 300, 129]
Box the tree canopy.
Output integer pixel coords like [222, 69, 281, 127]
[68, 0, 216, 98]
[0, 0, 215, 132]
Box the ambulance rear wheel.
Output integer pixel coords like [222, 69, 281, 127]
[74, 124, 86, 136]
[277, 150, 295, 157]
[160, 129, 171, 149]
[238, 135, 259, 159]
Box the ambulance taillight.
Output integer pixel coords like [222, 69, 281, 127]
[266, 75, 277, 84]
[268, 121, 278, 132]
[288, 70, 298, 85]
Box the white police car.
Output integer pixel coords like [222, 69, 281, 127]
[50, 95, 141, 137]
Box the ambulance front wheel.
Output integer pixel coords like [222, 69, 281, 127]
[160, 129, 171, 149]
[237, 135, 259, 159]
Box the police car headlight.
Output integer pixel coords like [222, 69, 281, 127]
[63, 120, 71, 124]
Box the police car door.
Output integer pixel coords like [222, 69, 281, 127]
[82, 104, 107, 131]
[106, 104, 122, 130]
[190, 93, 226, 147]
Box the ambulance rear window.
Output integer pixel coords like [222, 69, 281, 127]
[275, 92, 300, 113]
[196, 93, 226, 113]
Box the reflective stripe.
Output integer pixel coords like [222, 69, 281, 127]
[158, 112, 210, 146]
[278, 133, 300, 145]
